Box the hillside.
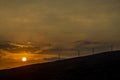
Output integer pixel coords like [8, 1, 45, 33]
[0, 51, 120, 80]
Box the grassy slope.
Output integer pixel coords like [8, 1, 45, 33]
[0, 51, 120, 80]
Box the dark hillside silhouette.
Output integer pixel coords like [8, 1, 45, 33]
[0, 51, 120, 80]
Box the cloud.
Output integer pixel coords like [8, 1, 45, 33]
[0, 0, 119, 44]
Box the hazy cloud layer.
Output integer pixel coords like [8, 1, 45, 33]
[0, 0, 120, 44]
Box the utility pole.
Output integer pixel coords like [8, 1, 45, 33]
[77, 49, 80, 57]
[110, 44, 114, 51]
[56, 47, 61, 60]
[92, 48, 95, 55]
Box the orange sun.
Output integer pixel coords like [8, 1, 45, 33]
[22, 57, 27, 62]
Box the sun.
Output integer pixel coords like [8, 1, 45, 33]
[22, 57, 27, 62]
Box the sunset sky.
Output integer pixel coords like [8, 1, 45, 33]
[0, 0, 120, 43]
[0, 0, 120, 69]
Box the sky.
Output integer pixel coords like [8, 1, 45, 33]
[0, 0, 120, 69]
[0, 0, 120, 44]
